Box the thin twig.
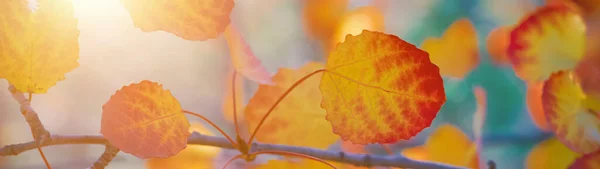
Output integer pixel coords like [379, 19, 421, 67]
[0, 133, 466, 169]
[88, 145, 119, 169]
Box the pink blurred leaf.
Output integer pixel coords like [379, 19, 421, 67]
[224, 24, 273, 85]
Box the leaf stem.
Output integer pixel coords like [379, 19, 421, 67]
[231, 71, 241, 138]
[182, 110, 237, 149]
[28, 93, 52, 169]
[251, 150, 338, 169]
[221, 153, 244, 169]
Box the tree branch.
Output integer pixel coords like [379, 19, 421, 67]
[1, 133, 466, 169]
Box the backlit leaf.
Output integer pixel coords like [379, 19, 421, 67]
[401, 124, 479, 168]
[222, 67, 245, 123]
[330, 6, 384, 49]
[527, 82, 551, 131]
[146, 123, 220, 169]
[302, 0, 348, 41]
[574, 55, 600, 98]
[224, 24, 273, 85]
[507, 3, 586, 82]
[542, 71, 600, 154]
[101, 80, 190, 158]
[486, 26, 511, 65]
[0, 0, 80, 93]
[320, 30, 446, 144]
[421, 18, 479, 78]
[119, 0, 234, 41]
[569, 151, 600, 169]
[525, 137, 580, 169]
[244, 62, 339, 149]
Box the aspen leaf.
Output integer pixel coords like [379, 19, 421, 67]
[574, 55, 600, 99]
[119, 0, 234, 41]
[320, 30, 446, 144]
[331, 6, 385, 49]
[222, 67, 245, 123]
[101, 80, 190, 158]
[302, 0, 348, 41]
[527, 81, 551, 131]
[244, 62, 339, 149]
[146, 123, 220, 169]
[0, 0, 80, 93]
[569, 151, 600, 169]
[421, 18, 479, 78]
[542, 71, 600, 154]
[401, 124, 479, 168]
[224, 25, 273, 85]
[486, 26, 511, 65]
[508, 3, 586, 82]
[525, 137, 580, 169]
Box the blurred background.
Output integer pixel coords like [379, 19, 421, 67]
[0, 0, 585, 168]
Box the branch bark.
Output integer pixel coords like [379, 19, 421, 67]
[1, 133, 466, 169]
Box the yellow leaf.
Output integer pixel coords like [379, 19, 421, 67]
[401, 124, 479, 168]
[0, 0, 80, 93]
[119, 0, 234, 41]
[421, 18, 479, 78]
[542, 71, 600, 154]
[146, 123, 220, 169]
[101, 80, 190, 158]
[525, 137, 580, 169]
[244, 62, 339, 149]
[508, 3, 586, 82]
[320, 30, 446, 144]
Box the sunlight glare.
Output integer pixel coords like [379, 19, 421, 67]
[72, 0, 125, 18]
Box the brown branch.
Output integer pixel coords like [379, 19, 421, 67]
[88, 145, 120, 169]
[1, 133, 466, 169]
[8, 85, 51, 145]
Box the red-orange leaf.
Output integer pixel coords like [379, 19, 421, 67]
[244, 62, 339, 149]
[119, 0, 234, 41]
[486, 26, 511, 66]
[527, 81, 551, 131]
[101, 80, 190, 158]
[224, 24, 273, 85]
[508, 3, 586, 82]
[320, 30, 446, 144]
[542, 71, 600, 154]
[569, 151, 600, 169]
[421, 18, 479, 78]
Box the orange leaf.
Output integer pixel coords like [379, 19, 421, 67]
[320, 30, 446, 144]
[527, 81, 551, 131]
[574, 55, 600, 98]
[146, 123, 220, 169]
[101, 80, 190, 158]
[330, 6, 385, 49]
[0, 0, 80, 93]
[401, 124, 479, 168]
[119, 0, 234, 41]
[222, 67, 245, 123]
[244, 62, 339, 149]
[486, 26, 511, 65]
[525, 137, 581, 169]
[421, 18, 479, 78]
[507, 3, 586, 82]
[224, 25, 273, 85]
[542, 71, 600, 154]
[569, 151, 600, 169]
[302, 0, 348, 41]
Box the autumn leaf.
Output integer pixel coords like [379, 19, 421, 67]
[101, 80, 190, 158]
[507, 3, 586, 82]
[146, 123, 220, 169]
[0, 0, 80, 93]
[330, 6, 385, 50]
[486, 26, 511, 65]
[542, 71, 600, 154]
[244, 62, 339, 149]
[302, 0, 348, 41]
[224, 24, 273, 85]
[525, 137, 580, 169]
[320, 30, 446, 144]
[119, 0, 234, 41]
[574, 55, 600, 99]
[527, 81, 551, 132]
[222, 67, 245, 123]
[252, 159, 339, 169]
[401, 124, 479, 168]
[569, 151, 600, 169]
[421, 18, 479, 78]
